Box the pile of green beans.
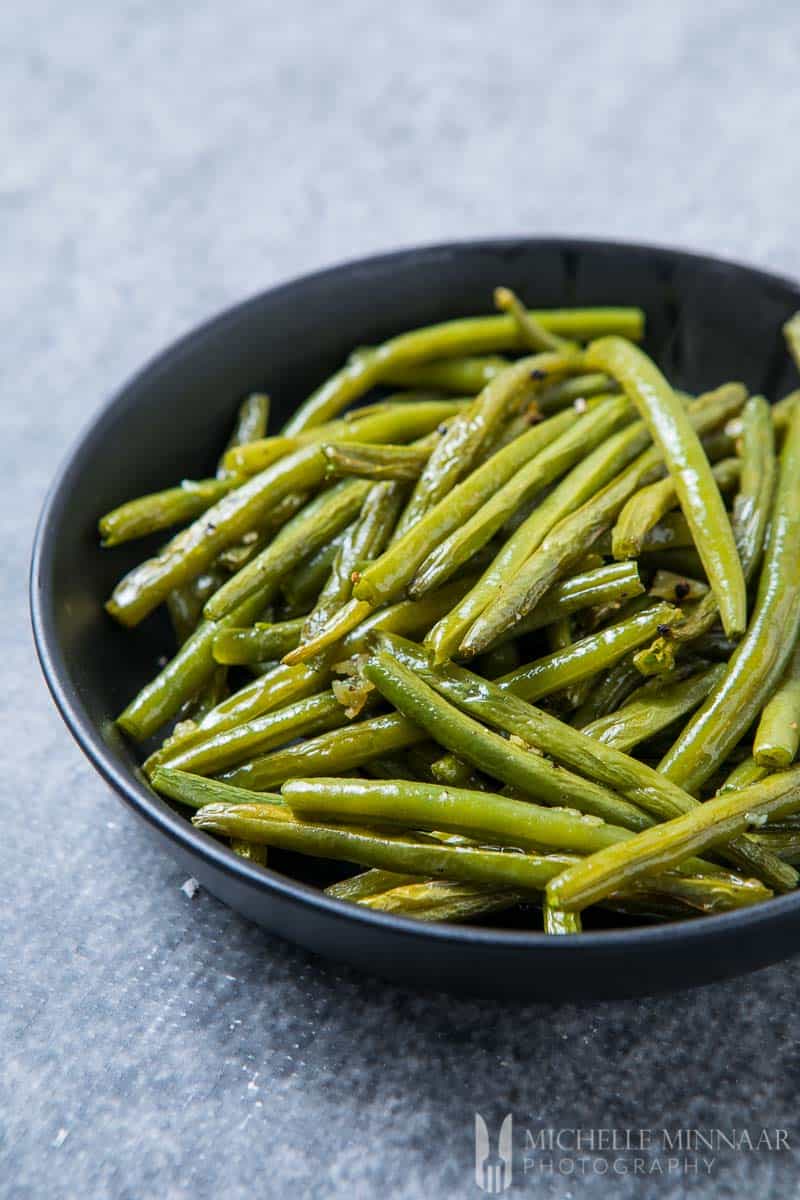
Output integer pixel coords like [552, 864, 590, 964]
[100, 293, 800, 934]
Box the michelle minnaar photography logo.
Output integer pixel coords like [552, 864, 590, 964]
[475, 1113, 513, 1193]
[472, 1115, 789, 1189]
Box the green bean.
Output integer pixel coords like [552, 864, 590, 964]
[302, 482, 405, 645]
[478, 409, 536, 462]
[99, 478, 237, 548]
[218, 393, 271, 477]
[361, 650, 654, 829]
[322, 441, 431, 481]
[536, 372, 617, 412]
[162, 399, 287, 642]
[754, 641, 800, 768]
[543, 901, 582, 934]
[154, 690, 351, 776]
[326, 869, 421, 901]
[544, 616, 574, 699]
[147, 575, 474, 755]
[351, 870, 767, 921]
[381, 634, 793, 889]
[411, 395, 632, 596]
[392, 351, 581, 540]
[215, 531, 268, 575]
[360, 879, 525, 922]
[612, 457, 740, 560]
[570, 655, 643, 727]
[375, 356, 509, 394]
[586, 340, 746, 635]
[283, 778, 640, 855]
[117, 585, 273, 741]
[633, 512, 696, 552]
[219, 436, 307, 477]
[659, 403, 800, 791]
[373, 407, 583, 596]
[498, 564, 644, 643]
[732, 396, 777, 581]
[430, 753, 479, 787]
[429, 421, 666, 662]
[156, 767, 777, 918]
[636, 396, 774, 667]
[636, 397, 771, 671]
[190, 666, 229, 719]
[220, 713, 425, 790]
[219, 397, 448, 477]
[167, 568, 227, 645]
[280, 535, 343, 615]
[494, 287, 573, 352]
[151, 767, 283, 810]
[460, 386, 745, 658]
[546, 767, 800, 911]
[107, 401, 460, 627]
[580, 664, 725, 751]
[126, 583, 331, 744]
[203, 479, 373, 622]
[282, 308, 645, 433]
[605, 872, 772, 917]
[428, 385, 743, 662]
[198, 800, 583, 892]
[495, 603, 682, 703]
[288, 407, 582, 659]
[718, 756, 770, 794]
[631, 637, 678, 678]
[212, 619, 304, 665]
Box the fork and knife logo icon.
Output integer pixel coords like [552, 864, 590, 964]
[475, 1113, 513, 1192]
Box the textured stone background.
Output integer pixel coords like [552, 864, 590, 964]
[4, 2, 800, 1197]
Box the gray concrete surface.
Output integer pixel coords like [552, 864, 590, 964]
[4, 1, 800, 1196]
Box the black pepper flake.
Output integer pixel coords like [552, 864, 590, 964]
[656, 623, 672, 636]
[530, 368, 548, 381]
[674, 581, 691, 600]
[437, 424, 448, 435]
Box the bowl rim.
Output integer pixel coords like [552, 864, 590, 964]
[29, 233, 800, 955]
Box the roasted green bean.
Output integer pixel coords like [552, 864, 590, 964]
[103, 296, 800, 933]
[754, 641, 800, 768]
[282, 308, 644, 433]
[410, 394, 632, 596]
[547, 767, 800, 911]
[107, 401, 460, 627]
[612, 457, 739, 561]
[586, 338, 746, 636]
[361, 650, 655, 829]
[580, 664, 726, 751]
[322, 441, 432, 481]
[659, 403, 800, 791]
[392, 351, 581, 540]
[381, 634, 793, 889]
[212, 619, 305, 666]
[459, 387, 745, 658]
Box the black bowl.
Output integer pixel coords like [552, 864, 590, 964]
[30, 238, 800, 999]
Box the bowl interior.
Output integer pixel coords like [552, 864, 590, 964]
[32, 238, 800, 929]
